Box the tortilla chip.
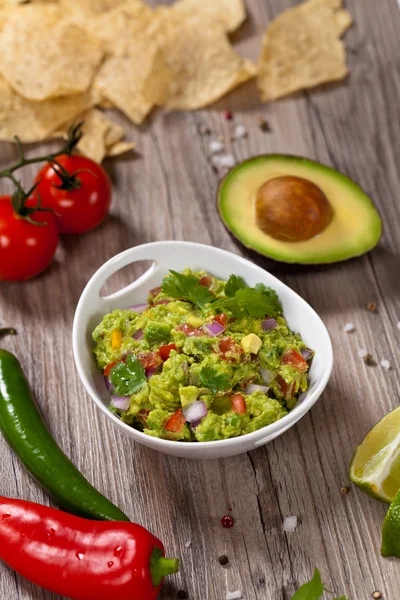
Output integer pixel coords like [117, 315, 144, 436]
[56, 109, 134, 163]
[161, 18, 256, 110]
[106, 140, 135, 157]
[171, 0, 246, 33]
[59, 0, 126, 23]
[257, 0, 351, 102]
[0, 75, 93, 141]
[88, 0, 154, 52]
[93, 37, 169, 124]
[0, 5, 104, 100]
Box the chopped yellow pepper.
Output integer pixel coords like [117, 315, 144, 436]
[111, 328, 123, 351]
[241, 333, 262, 354]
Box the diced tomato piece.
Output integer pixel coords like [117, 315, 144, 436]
[137, 409, 150, 426]
[164, 409, 186, 433]
[278, 376, 295, 401]
[213, 313, 228, 328]
[149, 286, 161, 299]
[281, 348, 308, 373]
[231, 393, 246, 414]
[199, 275, 212, 288]
[137, 351, 162, 371]
[104, 360, 124, 377]
[159, 343, 178, 361]
[219, 336, 243, 361]
[176, 324, 204, 337]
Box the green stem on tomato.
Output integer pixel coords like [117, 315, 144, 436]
[0, 122, 84, 223]
[0, 328, 17, 339]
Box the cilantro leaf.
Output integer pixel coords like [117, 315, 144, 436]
[161, 270, 214, 309]
[215, 287, 282, 319]
[200, 366, 231, 394]
[109, 355, 147, 396]
[291, 569, 324, 600]
[224, 274, 248, 297]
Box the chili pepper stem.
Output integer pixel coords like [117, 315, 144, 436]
[150, 548, 179, 586]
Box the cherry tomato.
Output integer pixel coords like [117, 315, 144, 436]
[281, 348, 308, 373]
[278, 376, 295, 401]
[175, 324, 204, 337]
[213, 314, 228, 328]
[34, 155, 111, 235]
[199, 275, 212, 287]
[159, 343, 178, 361]
[231, 393, 246, 414]
[164, 409, 186, 433]
[137, 409, 150, 426]
[0, 196, 58, 282]
[148, 286, 161, 299]
[219, 337, 243, 361]
[104, 360, 124, 377]
[137, 352, 162, 374]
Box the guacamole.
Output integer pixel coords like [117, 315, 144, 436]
[92, 269, 313, 442]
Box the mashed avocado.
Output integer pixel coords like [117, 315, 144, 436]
[92, 269, 313, 442]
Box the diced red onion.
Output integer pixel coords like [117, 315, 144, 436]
[301, 348, 313, 361]
[153, 299, 170, 306]
[146, 365, 161, 378]
[104, 375, 114, 393]
[262, 318, 277, 331]
[111, 395, 130, 411]
[182, 400, 208, 423]
[202, 321, 225, 337]
[132, 328, 144, 340]
[244, 383, 269, 395]
[128, 303, 148, 314]
[191, 419, 203, 429]
[260, 368, 275, 385]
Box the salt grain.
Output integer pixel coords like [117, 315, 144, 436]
[184, 540, 191, 548]
[344, 323, 355, 333]
[209, 140, 224, 154]
[232, 124, 247, 139]
[54, 242, 66, 264]
[397, 321, 400, 330]
[283, 516, 297, 532]
[226, 591, 242, 600]
[211, 154, 236, 169]
[358, 348, 368, 358]
[380, 360, 391, 370]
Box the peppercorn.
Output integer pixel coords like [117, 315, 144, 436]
[367, 302, 377, 312]
[363, 354, 374, 366]
[258, 118, 271, 132]
[224, 110, 233, 120]
[218, 555, 229, 566]
[340, 486, 350, 495]
[372, 591, 382, 599]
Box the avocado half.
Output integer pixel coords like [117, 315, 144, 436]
[217, 155, 382, 264]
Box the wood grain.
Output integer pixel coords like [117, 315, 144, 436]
[1, 0, 400, 598]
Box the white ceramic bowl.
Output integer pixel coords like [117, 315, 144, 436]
[72, 241, 333, 459]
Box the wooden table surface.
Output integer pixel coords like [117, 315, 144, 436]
[1, 1, 400, 598]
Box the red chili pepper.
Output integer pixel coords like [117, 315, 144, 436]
[0, 496, 179, 600]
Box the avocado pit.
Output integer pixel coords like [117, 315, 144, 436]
[255, 175, 333, 242]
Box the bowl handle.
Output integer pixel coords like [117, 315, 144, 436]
[88, 246, 163, 304]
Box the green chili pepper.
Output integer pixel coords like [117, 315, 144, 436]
[0, 349, 129, 522]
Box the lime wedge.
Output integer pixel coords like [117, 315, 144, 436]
[382, 488, 400, 557]
[350, 407, 400, 503]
